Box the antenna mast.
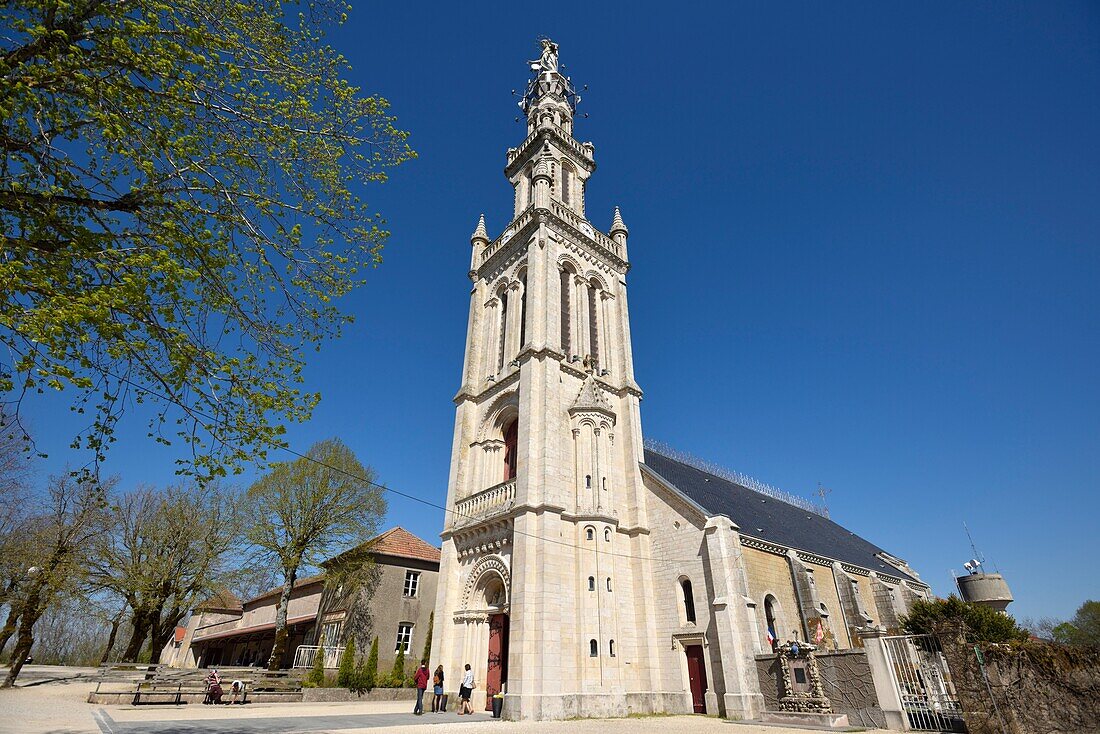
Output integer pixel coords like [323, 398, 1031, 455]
[816, 483, 832, 519]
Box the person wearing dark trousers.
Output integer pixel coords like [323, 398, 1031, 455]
[413, 660, 430, 715]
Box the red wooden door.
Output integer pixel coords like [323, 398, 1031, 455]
[684, 645, 708, 714]
[485, 613, 509, 709]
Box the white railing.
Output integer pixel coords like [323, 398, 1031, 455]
[454, 479, 516, 528]
[549, 200, 622, 258]
[293, 645, 345, 669]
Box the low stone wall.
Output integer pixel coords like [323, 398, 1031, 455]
[301, 687, 418, 702]
[755, 650, 886, 729]
[937, 626, 1100, 734]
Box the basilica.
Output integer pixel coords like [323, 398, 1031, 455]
[430, 39, 932, 721]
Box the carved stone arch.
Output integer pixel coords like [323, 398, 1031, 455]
[461, 554, 511, 610]
[557, 253, 581, 274]
[476, 390, 519, 443]
[490, 276, 510, 296]
[583, 270, 608, 291]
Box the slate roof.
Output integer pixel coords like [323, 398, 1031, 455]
[641, 449, 920, 582]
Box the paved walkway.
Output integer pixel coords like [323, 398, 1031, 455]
[0, 666, 892, 734]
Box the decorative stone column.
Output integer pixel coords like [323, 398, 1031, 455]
[858, 627, 908, 731]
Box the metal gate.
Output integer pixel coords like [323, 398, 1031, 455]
[881, 634, 966, 732]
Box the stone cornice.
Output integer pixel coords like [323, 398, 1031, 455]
[505, 125, 596, 177]
[740, 535, 788, 557]
[840, 563, 871, 577]
[477, 207, 627, 281]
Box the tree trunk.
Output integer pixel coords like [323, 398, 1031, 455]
[267, 567, 297, 671]
[149, 605, 182, 664]
[99, 606, 126, 665]
[1, 586, 41, 688]
[120, 608, 151, 662]
[0, 602, 21, 656]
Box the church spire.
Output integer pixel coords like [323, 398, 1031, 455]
[471, 213, 489, 244]
[519, 38, 581, 135]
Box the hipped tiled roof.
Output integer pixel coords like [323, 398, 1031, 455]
[364, 527, 442, 564]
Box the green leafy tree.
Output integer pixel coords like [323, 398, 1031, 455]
[1052, 600, 1100, 647]
[337, 637, 356, 688]
[0, 0, 415, 481]
[245, 438, 385, 670]
[362, 636, 379, 691]
[305, 631, 326, 687]
[2, 472, 113, 687]
[901, 595, 1028, 643]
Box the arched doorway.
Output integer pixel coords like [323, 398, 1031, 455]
[479, 574, 509, 709]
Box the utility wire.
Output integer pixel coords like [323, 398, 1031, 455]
[91, 368, 806, 569]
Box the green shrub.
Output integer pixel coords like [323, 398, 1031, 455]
[390, 647, 406, 686]
[361, 637, 379, 690]
[305, 633, 327, 687]
[337, 639, 356, 688]
[901, 595, 1028, 643]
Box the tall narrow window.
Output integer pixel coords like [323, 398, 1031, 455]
[395, 623, 413, 653]
[503, 419, 518, 481]
[609, 640, 616, 657]
[560, 268, 572, 355]
[606, 577, 612, 592]
[589, 639, 598, 657]
[403, 570, 420, 598]
[527, 167, 534, 208]
[519, 271, 527, 349]
[682, 579, 697, 623]
[497, 290, 509, 371]
[588, 576, 595, 591]
[588, 282, 599, 365]
[562, 162, 573, 205]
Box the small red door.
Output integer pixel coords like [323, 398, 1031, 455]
[685, 645, 708, 714]
[485, 613, 509, 709]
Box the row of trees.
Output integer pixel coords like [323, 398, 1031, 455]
[0, 432, 386, 687]
[903, 595, 1100, 648]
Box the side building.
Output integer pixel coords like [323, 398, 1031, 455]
[163, 527, 440, 671]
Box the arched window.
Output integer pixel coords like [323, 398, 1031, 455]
[519, 270, 528, 348]
[606, 577, 612, 592]
[603, 528, 610, 542]
[497, 289, 509, 372]
[681, 579, 697, 623]
[764, 595, 781, 649]
[609, 639, 616, 657]
[585, 474, 591, 489]
[587, 281, 599, 365]
[561, 161, 574, 205]
[588, 576, 595, 591]
[526, 166, 534, 208]
[589, 639, 598, 657]
[559, 267, 572, 355]
[502, 419, 518, 481]
[585, 527, 594, 541]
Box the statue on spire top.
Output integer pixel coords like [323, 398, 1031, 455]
[528, 38, 559, 75]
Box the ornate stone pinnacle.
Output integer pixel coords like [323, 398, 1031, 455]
[471, 214, 489, 244]
[610, 206, 628, 236]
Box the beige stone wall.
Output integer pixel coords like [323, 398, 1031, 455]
[806, 561, 852, 649]
[741, 546, 803, 645]
[367, 557, 439, 670]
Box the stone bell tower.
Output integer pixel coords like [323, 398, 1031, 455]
[431, 39, 671, 720]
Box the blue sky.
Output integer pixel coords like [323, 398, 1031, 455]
[24, 2, 1099, 622]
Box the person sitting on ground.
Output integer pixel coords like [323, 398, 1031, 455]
[432, 665, 445, 713]
[204, 669, 223, 705]
[459, 663, 475, 715]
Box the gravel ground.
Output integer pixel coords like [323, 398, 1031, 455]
[0, 665, 891, 734]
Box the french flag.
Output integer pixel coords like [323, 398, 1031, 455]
[766, 627, 776, 646]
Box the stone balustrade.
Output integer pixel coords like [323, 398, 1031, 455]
[454, 479, 517, 528]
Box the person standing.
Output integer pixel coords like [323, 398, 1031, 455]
[432, 665, 445, 713]
[413, 659, 430, 715]
[459, 663, 475, 715]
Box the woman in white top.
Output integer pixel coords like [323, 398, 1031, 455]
[459, 663, 475, 715]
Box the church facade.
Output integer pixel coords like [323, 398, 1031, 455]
[430, 40, 931, 721]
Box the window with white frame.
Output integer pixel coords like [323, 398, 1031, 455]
[403, 570, 420, 598]
[320, 621, 342, 646]
[395, 623, 413, 653]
